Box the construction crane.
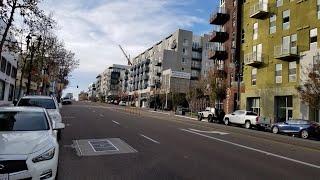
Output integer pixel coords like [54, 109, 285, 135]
[119, 45, 132, 66]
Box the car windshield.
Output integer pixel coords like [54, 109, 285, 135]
[17, 98, 56, 109]
[0, 111, 49, 131]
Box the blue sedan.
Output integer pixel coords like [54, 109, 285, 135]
[271, 119, 320, 139]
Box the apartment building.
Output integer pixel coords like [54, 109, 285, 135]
[129, 29, 215, 107]
[102, 64, 129, 98]
[241, 0, 320, 123]
[209, 0, 243, 113]
[95, 74, 102, 97]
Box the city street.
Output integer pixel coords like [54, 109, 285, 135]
[58, 102, 320, 180]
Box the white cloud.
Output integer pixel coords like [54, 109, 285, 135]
[41, 0, 206, 93]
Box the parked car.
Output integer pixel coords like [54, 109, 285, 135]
[16, 96, 63, 140]
[198, 107, 217, 122]
[119, 101, 126, 106]
[223, 110, 259, 129]
[175, 106, 190, 115]
[62, 97, 72, 105]
[0, 107, 65, 179]
[271, 119, 320, 139]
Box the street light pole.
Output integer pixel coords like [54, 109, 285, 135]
[26, 35, 42, 95]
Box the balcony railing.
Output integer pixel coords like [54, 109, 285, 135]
[209, 8, 229, 25]
[274, 45, 299, 61]
[191, 64, 201, 70]
[209, 31, 229, 43]
[208, 46, 228, 60]
[250, 2, 269, 19]
[244, 52, 264, 67]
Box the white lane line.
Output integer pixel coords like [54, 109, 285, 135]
[140, 134, 160, 144]
[74, 140, 83, 156]
[112, 120, 120, 125]
[180, 128, 320, 169]
[189, 128, 229, 135]
[99, 114, 104, 117]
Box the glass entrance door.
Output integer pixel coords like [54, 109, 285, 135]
[275, 96, 293, 122]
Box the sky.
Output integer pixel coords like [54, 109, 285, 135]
[41, 0, 218, 98]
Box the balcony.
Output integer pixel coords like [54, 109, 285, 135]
[154, 61, 162, 66]
[209, 8, 229, 25]
[213, 68, 227, 78]
[244, 52, 264, 67]
[250, 2, 269, 19]
[209, 31, 229, 43]
[143, 74, 149, 80]
[191, 64, 201, 71]
[208, 46, 228, 60]
[274, 45, 299, 61]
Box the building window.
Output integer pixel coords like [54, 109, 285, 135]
[310, 28, 318, 48]
[253, 22, 258, 40]
[241, 29, 245, 44]
[276, 0, 283, 7]
[11, 67, 16, 78]
[183, 39, 188, 46]
[8, 84, 14, 101]
[247, 97, 260, 116]
[252, 44, 263, 62]
[275, 64, 282, 84]
[251, 68, 257, 86]
[289, 62, 296, 82]
[6, 62, 11, 76]
[318, 0, 320, 19]
[0, 80, 4, 100]
[182, 48, 188, 55]
[270, 15, 276, 34]
[283, 10, 290, 30]
[282, 34, 297, 55]
[1, 57, 6, 73]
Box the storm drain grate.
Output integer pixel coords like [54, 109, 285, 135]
[73, 138, 137, 156]
[88, 139, 118, 152]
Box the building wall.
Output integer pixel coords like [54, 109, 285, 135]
[241, 0, 320, 122]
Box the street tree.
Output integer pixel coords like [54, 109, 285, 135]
[296, 66, 320, 120]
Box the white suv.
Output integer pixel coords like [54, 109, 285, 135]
[16, 96, 63, 140]
[0, 107, 65, 180]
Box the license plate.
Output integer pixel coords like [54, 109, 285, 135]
[0, 174, 8, 180]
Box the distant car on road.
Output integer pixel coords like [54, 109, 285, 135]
[119, 101, 126, 106]
[0, 107, 65, 180]
[62, 97, 72, 105]
[223, 110, 259, 129]
[16, 95, 63, 140]
[271, 119, 320, 139]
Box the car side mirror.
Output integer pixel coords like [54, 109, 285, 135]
[53, 122, 65, 130]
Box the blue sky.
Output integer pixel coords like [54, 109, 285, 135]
[43, 0, 218, 97]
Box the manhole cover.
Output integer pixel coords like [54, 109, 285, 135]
[73, 138, 137, 156]
[89, 139, 118, 152]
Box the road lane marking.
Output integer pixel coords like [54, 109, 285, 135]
[100, 114, 104, 117]
[189, 128, 229, 135]
[180, 128, 320, 169]
[140, 134, 160, 144]
[112, 120, 120, 125]
[75, 140, 83, 156]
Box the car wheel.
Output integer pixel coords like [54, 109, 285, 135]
[198, 114, 203, 121]
[224, 118, 229, 126]
[300, 130, 309, 139]
[272, 126, 279, 134]
[245, 121, 251, 129]
[208, 115, 213, 123]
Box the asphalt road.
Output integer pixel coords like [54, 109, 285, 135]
[58, 101, 320, 180]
